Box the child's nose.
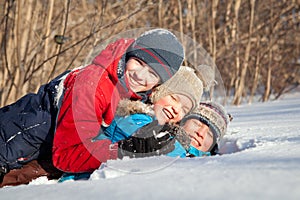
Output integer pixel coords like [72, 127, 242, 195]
[172, 103, 184, 118]
[196, 127, 210, 139]
[195, 127, 204, 137]
[173, 103, 180, 113]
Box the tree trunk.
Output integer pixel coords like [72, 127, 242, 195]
[234, 0, 255, 105]
[249, 36, 261, 104]
[232, 0, 241, 105]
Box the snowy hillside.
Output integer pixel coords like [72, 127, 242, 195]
[1, 92, 300, 200]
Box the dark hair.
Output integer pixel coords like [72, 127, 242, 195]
[210, 144, 219, 156]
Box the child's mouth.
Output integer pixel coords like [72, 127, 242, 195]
[129, 76, 140, 87]
[190, 135, 201, 147]
[162, 108, 174, 120]
[128, 73, 144, 88]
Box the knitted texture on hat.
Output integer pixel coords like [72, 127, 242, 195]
[182, 101, 229, 149]
[126, 28, 184, 83]
[194, 65, 216, 91]
[150, 66, 203, 113]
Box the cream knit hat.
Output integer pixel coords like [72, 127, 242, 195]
[150, 66, 203, 113]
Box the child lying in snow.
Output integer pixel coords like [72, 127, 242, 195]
[179, 101, 231, 156]
[0, 28, 185, 186]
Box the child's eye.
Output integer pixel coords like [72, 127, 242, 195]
[182, 106, 190, 115]
[194, 120, 202, 127]
[133, 58, 144, 65]
[171, 95, 177, 101]
[149, 70, 159, 79]
[171, 95, 178, 102]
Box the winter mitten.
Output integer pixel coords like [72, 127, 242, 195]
[103, 114, 153, 143]
[117, 120, 176, 158]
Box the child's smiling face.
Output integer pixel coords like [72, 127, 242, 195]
[125, 57, 160, 93]
[154, 94, 192, 125]
[182, 119, 214, 152]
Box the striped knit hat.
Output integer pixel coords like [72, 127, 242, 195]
[181, 101, 230, 151]
[126, 28, 184, 83]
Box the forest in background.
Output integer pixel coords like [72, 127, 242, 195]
[0, 0, 299, 106]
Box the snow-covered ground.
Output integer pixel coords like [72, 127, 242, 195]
[1, 92, 300, 200]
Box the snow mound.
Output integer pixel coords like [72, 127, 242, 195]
[91, 156, 179, 179]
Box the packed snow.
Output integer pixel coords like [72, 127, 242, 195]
[1, 91, 300, 200]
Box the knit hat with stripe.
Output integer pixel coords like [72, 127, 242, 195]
[126, 29, 184, 83]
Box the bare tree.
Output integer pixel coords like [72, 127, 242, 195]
[1, 0, 299, 106]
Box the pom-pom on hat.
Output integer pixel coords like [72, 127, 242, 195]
[150, 66, 203, 113]
[181, 101, 230, 151]
[126, 28, 184, 83]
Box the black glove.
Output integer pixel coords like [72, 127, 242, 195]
[117, 120, 176, 158]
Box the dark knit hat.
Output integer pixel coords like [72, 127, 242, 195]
[181, 101, 230, 151]
[126, 29, 184, 83]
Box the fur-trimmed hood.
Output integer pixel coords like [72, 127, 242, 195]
[116, 99, 155, 117]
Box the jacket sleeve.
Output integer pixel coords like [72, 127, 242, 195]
[52, 66, 119, 173]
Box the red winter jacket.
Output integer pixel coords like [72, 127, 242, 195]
[52, 38, 140, 173]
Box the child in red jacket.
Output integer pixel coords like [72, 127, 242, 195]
[52, 28, 184, 173]
[0, 28, 184, 186]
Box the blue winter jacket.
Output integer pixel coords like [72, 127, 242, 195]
[0, 71, 69, 171]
